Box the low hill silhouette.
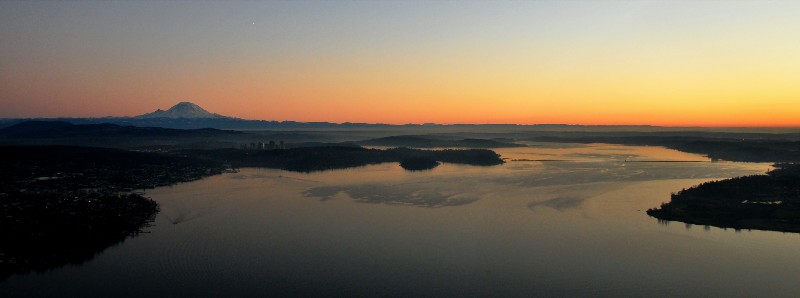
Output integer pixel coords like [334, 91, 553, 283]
[0, 121, 244, 149]
[358, 135, 526, 148]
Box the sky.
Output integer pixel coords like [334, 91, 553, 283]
[1, 1, 799, 126]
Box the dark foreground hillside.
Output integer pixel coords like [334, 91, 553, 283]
[0, 146, 226, 280]
[0, 145, 504, 279]
[0, 121, 246, 149]
[647, 163, 800, 233]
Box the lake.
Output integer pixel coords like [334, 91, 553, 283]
[3, 143, 798, 297]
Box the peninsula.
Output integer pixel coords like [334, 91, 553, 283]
[647, 163, 800, 233]
[0, 146, 226, 279]
[0, 144, 504, 278]
[176, 146, 504, 172]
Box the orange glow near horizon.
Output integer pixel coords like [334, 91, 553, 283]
[2, 1, 800, 127]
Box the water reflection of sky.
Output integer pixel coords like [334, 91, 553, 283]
[4, 143, 795, 297]
[302, 143, 769, 209]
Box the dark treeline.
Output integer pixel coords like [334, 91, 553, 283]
[0, 144, 504, 279]
[399, 157, 441, 171]
[531, 136, 800, 162]
[0, 120, 241, 139]
[0, 146, 225, 189]
[0, 146, 226, 279]
[358, 135, 526, 148]
[0, 121, 527, 152]
[647, 163, 800, 233]
[175, 146, 504, 172]
[0, 121, 248, 149]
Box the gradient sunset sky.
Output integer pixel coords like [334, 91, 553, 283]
[1, 1, 799, 126]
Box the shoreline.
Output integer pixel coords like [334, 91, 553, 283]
[0, 146, 226, 280]
[647, 163, 800, 233]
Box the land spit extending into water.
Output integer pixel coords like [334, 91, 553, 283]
[647, 163, 800, 233]
[0, 145, 503, 279]
[3, 133, 799, 284]
[0, 146, 227, 280]
[176, 146, 504, 172]
[531, 135, 800, 163]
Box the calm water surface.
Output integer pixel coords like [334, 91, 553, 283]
[3, 143, 798, 297]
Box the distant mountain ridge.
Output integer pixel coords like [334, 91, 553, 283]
[0, 121, 241, 139]
[0, 120, 247, 149]
[136, 102, 227, 119]
[358, 135, 527, 148]
[0, 101, 660, 130]
[4, 101, 792, 133]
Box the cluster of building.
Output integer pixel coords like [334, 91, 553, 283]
[240, 140, 286, 150]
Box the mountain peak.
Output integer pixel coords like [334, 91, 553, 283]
[172, 101, 201, 108]
[136, 102, 227, 119]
